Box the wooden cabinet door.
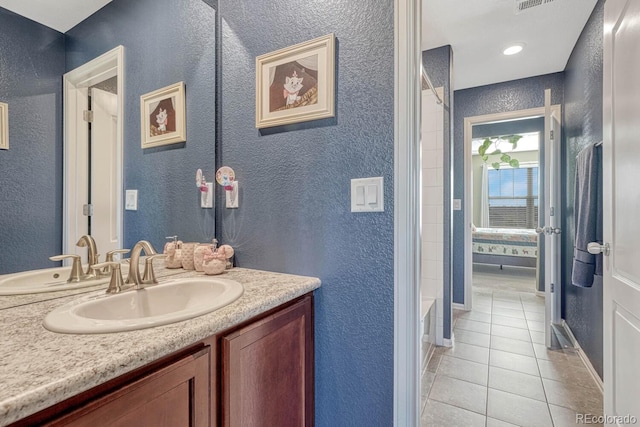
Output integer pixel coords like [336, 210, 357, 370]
[222, 295, 313, 427]
[47, 346, 210, 427]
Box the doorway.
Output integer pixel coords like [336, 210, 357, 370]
[463, 103, 563, 344]
[63, 46, 124, 262]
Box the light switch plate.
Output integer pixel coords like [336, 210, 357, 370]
[351, 177, 384, 212]
[453, 199, 462, 211]
[125, 190, 138, 211]
[201, 183, 214, 208]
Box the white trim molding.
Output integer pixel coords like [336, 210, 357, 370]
[63, 46, 124, 259]
[561, 320, 604, 394]
[393, 0, 422, 424]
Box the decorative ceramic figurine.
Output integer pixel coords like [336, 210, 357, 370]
[202, 246, 227, 275]
[163, 240, 183, 269]
[181, 242, 197, 270]
[193, 243, 211, 272]
[219, 244, 235, 269]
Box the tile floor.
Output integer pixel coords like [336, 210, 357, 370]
[421, 287, 603, 427]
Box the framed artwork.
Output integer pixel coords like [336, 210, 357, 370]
[256, 33, 335, 129]
[0, 102, 8, 150]
[140, 82, 186, 148]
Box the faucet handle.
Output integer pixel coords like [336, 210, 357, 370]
[100, 249, 131, 276]
[91, 262, 126, 294]
[142, 254, 166, 285]
[105, 249, 131, 261]
[49, 254, 85, 283]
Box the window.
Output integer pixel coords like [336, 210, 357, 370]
[488, 166, 538, 229]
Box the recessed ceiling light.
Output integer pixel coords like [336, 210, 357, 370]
[503, 44, 524, 56]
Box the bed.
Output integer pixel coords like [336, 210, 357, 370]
[472, 227, 538, 268]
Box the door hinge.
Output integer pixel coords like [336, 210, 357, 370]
[83, 110, 93, 123]
[550, 207, 555, 216]
[551, 283, 555, 293]
[83, 204, 94, 216]
[550, 130, 554, 141]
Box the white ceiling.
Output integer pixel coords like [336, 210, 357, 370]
[422, 0, 598, 90]
[0, 0, 111, 33]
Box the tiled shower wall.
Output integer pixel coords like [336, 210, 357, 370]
[422, 87, 445, 345]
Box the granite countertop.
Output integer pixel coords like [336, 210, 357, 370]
[0, 267, 320, 426]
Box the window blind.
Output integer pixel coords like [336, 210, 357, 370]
[488, 166, 538, 229]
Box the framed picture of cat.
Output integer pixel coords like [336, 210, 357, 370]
[0, 101, 8, 150]
[256, 33, 335, 129]
[140, 82, 186, 148]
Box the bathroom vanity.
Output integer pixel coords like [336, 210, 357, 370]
[0, 268, 320, 426]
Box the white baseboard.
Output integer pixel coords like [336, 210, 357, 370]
[452, 303, 466, 311]
[535, 290, 545, 297]
[442, 337, 453, 347]
[561, 320, 604, 394]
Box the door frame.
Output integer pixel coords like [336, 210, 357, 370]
[393, 0, 422, 424]
[63, 46, 124, 258]
[462, 105, 562, 316]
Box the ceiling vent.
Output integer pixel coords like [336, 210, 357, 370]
[515, 0, 556, 14]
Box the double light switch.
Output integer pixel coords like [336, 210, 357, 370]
[351, 177, 384, 212]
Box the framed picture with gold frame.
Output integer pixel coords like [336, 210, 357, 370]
[0, 102, 8, 150]
[256, 34, 335, 129]
[140, 82, 186, 148]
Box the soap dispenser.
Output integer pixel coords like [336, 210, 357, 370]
[163, 236, 183, 269]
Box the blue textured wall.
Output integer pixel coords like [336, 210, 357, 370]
[423, 46, 454, 339]
[0, 9, 65, 274]
[218, 1, 394, 424]
[562, 0, 603, 378]
[65, 0, 217, 252]
[453, 73, 565, 304]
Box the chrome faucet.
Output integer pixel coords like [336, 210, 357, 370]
[125, 240, 159, 289]
[76, 235, 99, 276]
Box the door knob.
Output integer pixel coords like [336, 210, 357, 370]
[587, 242, 610, 256]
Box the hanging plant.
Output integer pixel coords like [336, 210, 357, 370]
[478, 134, 523, 169]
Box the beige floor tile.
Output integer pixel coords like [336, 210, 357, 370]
[421, 371, 436, 409]
[521, 303, 545, 313]
[536, 358, 600, 390]
[542, 378, 603, 414]
[492, 306, 525, 319]
[527, 320, 545, 332]
[532, 343, 580, 362]
[492, 324, 532, 342]
[473, 304, 493, 315]
[437, 355, 489, 386]
[549, 404, 603, 427]
[453, 329, 491, 348]
[519, 293, 544, 303]
[427, 352, 442, 373]
[491, 314, 528, 330]
[487, 388, 553, 427]
[490, 335, 535, 357]
[524, 311, 545, 321]
[490, 349, 539, 376]
[486, 417, 519, 427]
[529, 330, 545, 344]
[421, 399, 486, 427]
[493, 299, 523, 310]
[488, 366, 546, 401]
[457, 310, 492, 324]
[440, 342, 490, 364]
[429, 375, 487, 415]
[492, 291, 523, 301]
[456, 319, 492, 334]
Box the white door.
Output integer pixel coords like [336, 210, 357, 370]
[543, 93, 562, 348]
[90, 88, 120, 255]
[603, 0, 640, 420]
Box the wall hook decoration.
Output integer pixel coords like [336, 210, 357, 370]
[196, 169, 213, 208]
[216, 166, 239, 208]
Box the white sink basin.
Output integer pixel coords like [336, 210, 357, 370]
[0, 267, 110, 295]
[43, 277, 244, 334]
